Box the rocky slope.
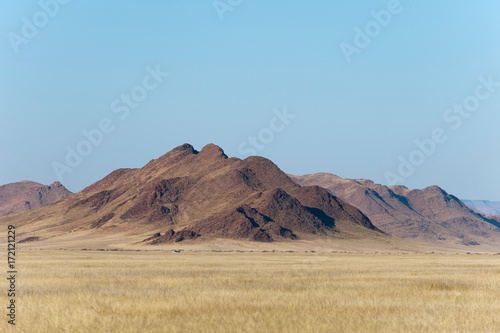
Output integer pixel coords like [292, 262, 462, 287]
[0, 144, 383, 247]
[290, 173, 500, 246]
[0, 181, 72, 216]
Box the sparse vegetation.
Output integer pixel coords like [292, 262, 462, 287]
[4, 251, 500, 332]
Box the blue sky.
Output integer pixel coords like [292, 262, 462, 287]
[1, 0, 499, 200]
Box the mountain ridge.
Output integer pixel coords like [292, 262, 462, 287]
[0, 144, 385, 248]
[289, 173, 500, 247]
[0, 180, 72, 216]
[462, 200, 500, 216]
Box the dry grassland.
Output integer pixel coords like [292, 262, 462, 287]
[2, 251, 500, 332]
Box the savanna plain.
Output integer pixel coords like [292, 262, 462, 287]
[4, 250, 500, 333]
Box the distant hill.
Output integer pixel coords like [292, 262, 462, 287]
[290, 173, 500, 247]
[0, 144, 385, 248]
[0, 181, 72, 216]
[462, 200, 500, 216]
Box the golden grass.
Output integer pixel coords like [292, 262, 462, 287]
[3, 251, 500, 332]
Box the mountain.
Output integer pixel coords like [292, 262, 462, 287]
[289, 173, 500, 247]
[462, 200, 500, 216]
[0, 181, 72, 216]
[0, 144, 384, 248]
[487, 215, 500, 224]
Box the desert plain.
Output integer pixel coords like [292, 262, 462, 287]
[3, 249, 500, 333]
